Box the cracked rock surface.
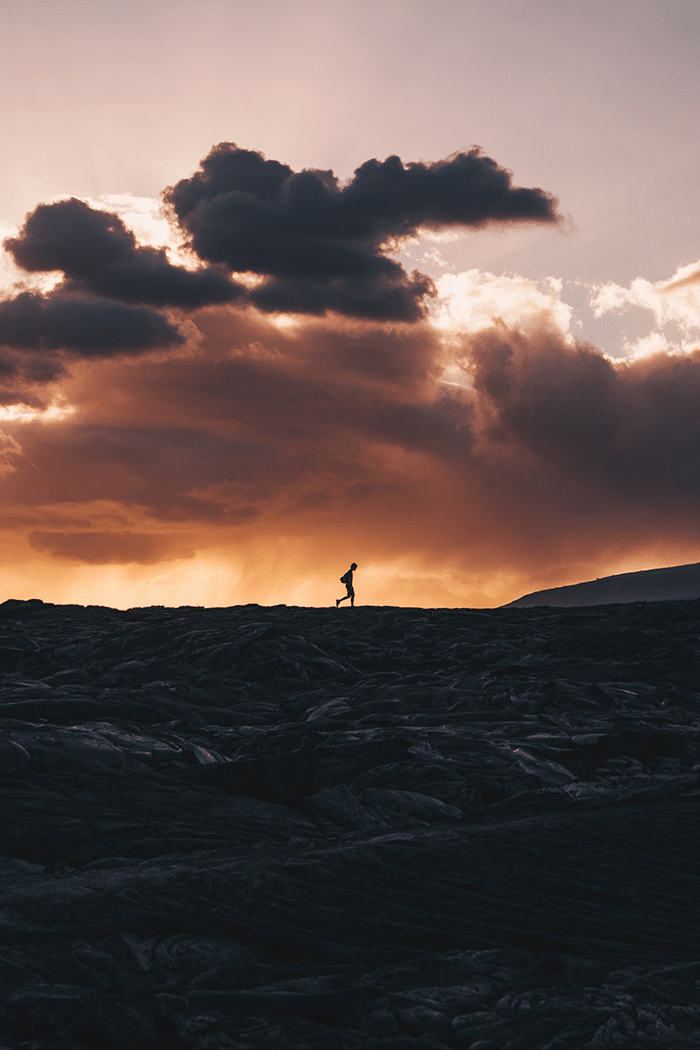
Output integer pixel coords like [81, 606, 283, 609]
[1, 596, 700, 1048]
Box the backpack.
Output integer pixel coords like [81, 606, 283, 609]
[340, 571, 350, 584]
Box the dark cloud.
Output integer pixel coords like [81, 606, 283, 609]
[0, 144, 561, 394]
[0, 291, 184, 356]
[4, 198, 245, 309]
[163, 143, 561, 320]
[247, 270, 435, 321]
[0, 348, 66, 411]
[0, 389, 45, 408]
[466, 325, 700, 502]
[0, 347, 66, 384]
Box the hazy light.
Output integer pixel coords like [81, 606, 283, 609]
[269, 314, 299, 329]
[431, 270, 574, 339]
[0, 402, 76, 423]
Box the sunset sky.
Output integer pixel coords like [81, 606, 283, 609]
[0, 0, 698, 609]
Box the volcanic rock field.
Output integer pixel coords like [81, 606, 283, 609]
[1, 596, 700, 1049]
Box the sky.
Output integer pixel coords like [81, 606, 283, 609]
[0, 0, 698, 609]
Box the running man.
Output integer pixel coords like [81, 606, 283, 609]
[336, 563, 357, 607]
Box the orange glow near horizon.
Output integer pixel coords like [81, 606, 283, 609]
[2, 542, 699, 611]
[0, 274, 699, 610]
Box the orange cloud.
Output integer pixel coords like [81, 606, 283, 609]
[0, 299, 698, 608]
[28, 530, 196, 565]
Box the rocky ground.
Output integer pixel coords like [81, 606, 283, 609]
[1, 596, 700, 1049]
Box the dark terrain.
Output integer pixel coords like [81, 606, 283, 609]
[507, 561, 700, 608]
[1, 596, 700, 1049]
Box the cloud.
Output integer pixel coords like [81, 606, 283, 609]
[0, 144, 561, 407]
[0, 290, 184, 356]
[4, 197, 245, 309]
[433, 270, 573, 339]
[663, 263, 700, 293]
[1, 141, 699, 607]
[28, 530, 196, 565]
[620, 331, 671, 360]
[3, 289, 697, 607]
[465, 321, 700, 504]
[590, 259, 700, 338]
[0, 430, 22, 476]
[163, 143, 561, 320]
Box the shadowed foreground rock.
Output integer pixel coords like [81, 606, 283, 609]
[1, 596, 700, 1048]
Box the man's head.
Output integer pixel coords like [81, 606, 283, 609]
[351, 563, 358, 570]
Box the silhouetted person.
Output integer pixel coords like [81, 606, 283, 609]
[336, 563, 357, 607]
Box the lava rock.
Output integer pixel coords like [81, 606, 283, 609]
[1, 597, 700, 1048]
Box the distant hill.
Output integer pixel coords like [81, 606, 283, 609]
[505, 561, 700, 608]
